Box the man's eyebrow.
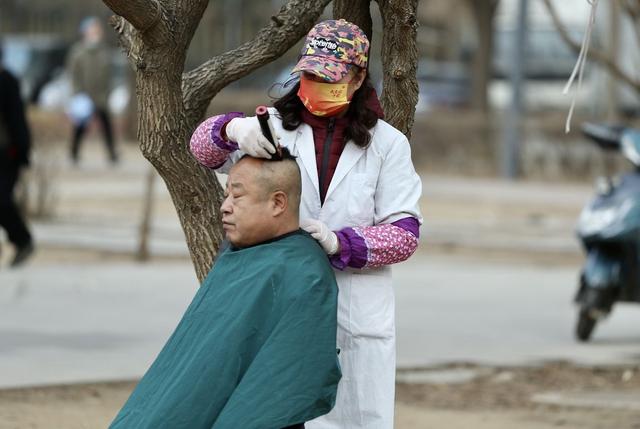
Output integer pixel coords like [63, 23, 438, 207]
[230, 182, 245, 191]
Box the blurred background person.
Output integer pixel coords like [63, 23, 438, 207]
[66, 16, 118, 165]
[0, 43, 35, 267]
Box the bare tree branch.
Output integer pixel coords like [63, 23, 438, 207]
[109, 15, 135, 58]
[175, 0, 210, 54]
[103, 0, 162, 33]
[182, 0, 331, 124]
[102, 0, 170, 46]
[542, 0, 640, 94]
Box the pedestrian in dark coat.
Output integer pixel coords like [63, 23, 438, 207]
[0, 45, 34, 267]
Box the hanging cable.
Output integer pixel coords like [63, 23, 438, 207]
[563, 0, 600, 133]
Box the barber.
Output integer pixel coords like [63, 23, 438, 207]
[190, 19, 422, 429]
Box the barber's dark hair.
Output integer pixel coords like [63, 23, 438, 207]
[239, 146, 296, 162]
[272, 74, 379, 148]
[268, 145, 295, 162]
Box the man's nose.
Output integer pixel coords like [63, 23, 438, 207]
[221, 196, 232, 214]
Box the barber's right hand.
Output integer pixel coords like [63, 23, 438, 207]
[225, 116, 276, 159]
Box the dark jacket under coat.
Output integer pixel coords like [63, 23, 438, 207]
[0, 68, 31, 169]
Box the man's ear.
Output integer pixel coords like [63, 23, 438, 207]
[271, 191, 288, 216]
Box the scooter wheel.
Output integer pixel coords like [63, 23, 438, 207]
[576, 310, 597, 342]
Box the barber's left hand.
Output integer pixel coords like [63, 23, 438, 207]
[300, 219, 340, 255]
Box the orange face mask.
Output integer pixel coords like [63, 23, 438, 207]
[297, 75, 354, 117]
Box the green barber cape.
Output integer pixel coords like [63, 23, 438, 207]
[110, 230, 341, 429]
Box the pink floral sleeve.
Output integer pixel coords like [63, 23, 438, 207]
[190, 112, 244, 168]
[330, 217, 420, 270]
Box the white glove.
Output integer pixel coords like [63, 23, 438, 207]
[225, 116, 276, 159]
[300, 219, 340, 255]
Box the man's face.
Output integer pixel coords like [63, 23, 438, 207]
[221, 159, 273, 248]
[84, 21, 103, 44]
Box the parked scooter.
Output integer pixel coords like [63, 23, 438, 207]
[575, 122, 640, 342]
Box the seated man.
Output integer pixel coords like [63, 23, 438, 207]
[110, 150, 341, 429]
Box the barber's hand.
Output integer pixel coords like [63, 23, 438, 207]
[225, 116, 276, 159]
[300, 219, 340, 255]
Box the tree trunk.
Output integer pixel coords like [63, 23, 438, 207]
[376, 0, 419, 138]
[469, 0, 498, 113]
[332, 0, 419, 137]
[104, 0, 331, 282]
[334, 0, 373, 41]
[136, 166, 156, 261]
[137, 69, 225, 282]
[104, 0, 419, 282]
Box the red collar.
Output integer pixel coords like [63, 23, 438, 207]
[300, 109, 350, 129]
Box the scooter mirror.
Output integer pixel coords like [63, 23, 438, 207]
[594, 176, 612, 196]
[621, 129, 640, 167]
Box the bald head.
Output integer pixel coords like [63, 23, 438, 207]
[252, 155, 301, 217]
[221, 149, 301, 248]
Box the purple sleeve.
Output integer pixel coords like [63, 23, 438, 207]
[329, 217, 420, 270]
[390, 217, 420, 238]
[189, 112, 244, 169]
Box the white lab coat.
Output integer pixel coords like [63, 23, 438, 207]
[221, 110, 423, 428]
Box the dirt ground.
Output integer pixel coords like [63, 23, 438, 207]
[1, 363, 639, 428]
[398, 363, 640, 428]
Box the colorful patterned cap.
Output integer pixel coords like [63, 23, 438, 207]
[292, 19, 369, 83]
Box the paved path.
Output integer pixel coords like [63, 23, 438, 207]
[395, 256, 640, 368]
[2, 256, 640, 389]
[0, 263, 197, 388]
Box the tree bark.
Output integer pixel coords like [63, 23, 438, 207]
[103, 0, 161, 31]
[103, 0, 174, 48]
[376, 0, 419, 138]
[333, 0, 373, 41]
[332, 0, 419, 137]
[137, 68, 221, 282]
[103, 0, 331, 282]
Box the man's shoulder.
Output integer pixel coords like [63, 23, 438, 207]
[273, 234, 337, 299]
[217, 231, 332, 274]
[219, 231, 325, 265]
[279, 233, 335, 276]
[277, 230, 325, 254]
[261, 231, 330, 266]
[211, 231, 334, 280]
